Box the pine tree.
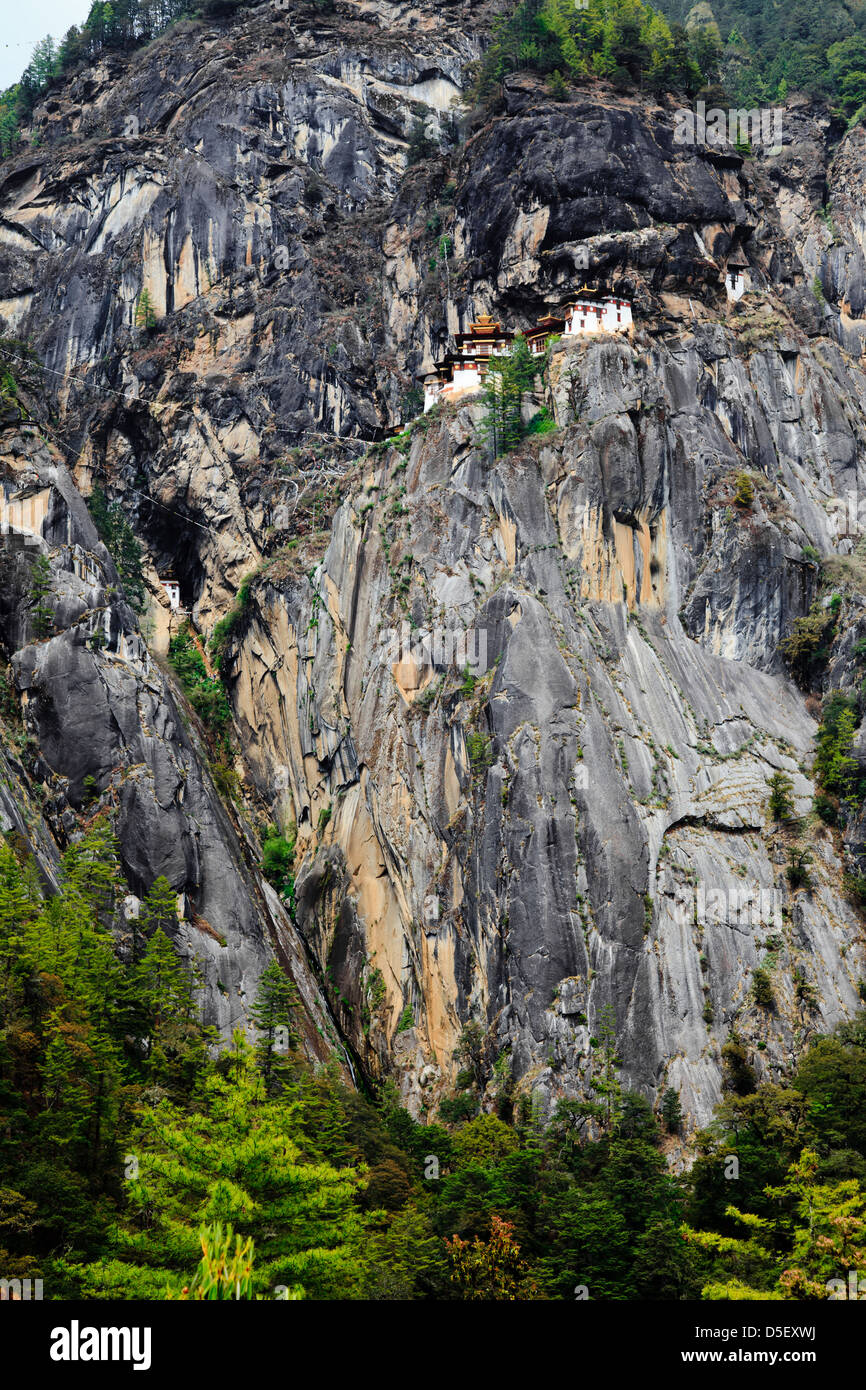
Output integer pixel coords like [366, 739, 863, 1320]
[767, 771, 795, 822]
[61, 819, 122, 918]
[134, 288, 156, 332]
[480, 334, 540, 457]
[633, 1217, 700, 1298]
[250, 960, 300, 1085]
[0, 96, 20, 158]
[87, 484, 146, 613]
[661, 1087, 683, 1134]
[133, 927, 208, 1096]
[685, 1147, 866, 1300]
[592, 1003, 623, 1130]
[139, 875, 178, 939]
[60, 1037, 368, 1299]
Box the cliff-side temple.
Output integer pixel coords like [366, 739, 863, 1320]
[422, 290, 633, 412]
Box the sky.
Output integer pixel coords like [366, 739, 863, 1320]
[1, 1, 93, 91]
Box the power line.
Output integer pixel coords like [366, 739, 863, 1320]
[28, 414, 216, 536]
[2, 355, 351, 541]
[0, 344, 375, 444]
[0, 346, 174, 413]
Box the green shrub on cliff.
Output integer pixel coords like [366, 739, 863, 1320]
[261, 824, 296, 903]
[209, 570, 256, 677]
[813, 692, 864, 808]
[168, 621, 232, 749]
[778, 600, 837, 687]
[87, 484, 146, 614]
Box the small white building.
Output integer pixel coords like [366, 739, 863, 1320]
[160, 575, 181, 610]
[563, 289, 632, 337]
[447, 360, 483, 398]
[725, 250, 749, 303]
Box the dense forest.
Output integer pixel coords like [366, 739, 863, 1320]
[657, 0, 866, 109]
[476, 0, 866, 114]
[0, 820, 864, 1299]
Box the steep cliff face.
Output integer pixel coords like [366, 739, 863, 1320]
[227, 323, 866, 1126]
[3, 0, 866, 1130]
[0, 415, 337, 1058]
[0, 0, 497, 624]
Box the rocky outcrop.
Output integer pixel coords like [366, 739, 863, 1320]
[0, 422, 338, 1058]
[224, 320, 866, 1125]
[2, 0, 866, 1131]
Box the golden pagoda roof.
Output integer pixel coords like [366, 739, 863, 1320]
[526, 314, 565, 336]
[455, 314, 513, 345]
[565, 283, 606, 302]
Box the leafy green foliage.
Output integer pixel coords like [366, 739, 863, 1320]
[526, 405, 558, 436]
[209, 571, 256, 678]
[3, 825, 865, 1304]
[767, 770, 795, 822]
[467, 731, 493, 771]
[406, 116, 439, 165]
[58, 1035, 368, 1300]
[250, 961, 300, 1086]
[722, 1031, 756, 1095]
[168, 622, 232, 751]
[657, 0, 866, 111]
[779, 601, 837, 687]
[686, 1146, 866, 1300]
[813, 692, 864, 807]
[134, 289, 156, 332]
[472, 0, 714, 105]
[5, 1, 210, 135]
[661, 1086, 682, 1133]
[261, 824, 296, 903]
[458, 663, 478, 698]
[87, 484, 146, 614]
[734, 471, 755, 506]
[828, 35, 866, 117]
[0, 826, 209, 1275]
[752, 967, 775, 1008]
[0, 90, 20, 157]
[786, 847, 813, 891]
[478, 333, 541, 457]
